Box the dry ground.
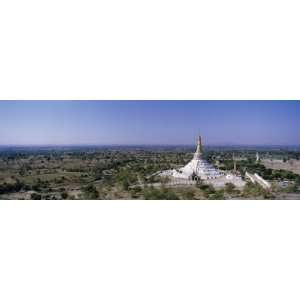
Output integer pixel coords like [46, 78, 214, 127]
[262, 159, 300, 175]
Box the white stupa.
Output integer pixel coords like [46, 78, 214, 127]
[160, 135, 245, 188]
[161, 136, 223, 180]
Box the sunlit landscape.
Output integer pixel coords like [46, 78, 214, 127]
[1, 144, 300, 199]
[0, 100, 299, 200]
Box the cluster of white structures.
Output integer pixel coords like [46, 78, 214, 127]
[160, 136, 245, 188]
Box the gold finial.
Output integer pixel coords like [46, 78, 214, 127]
[194, 135, 203, 159]
[198, 135, 203, 153]
[196, 135, 203, 154]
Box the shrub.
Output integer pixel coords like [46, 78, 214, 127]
[82, 184, 99, 199]
[284, 184, 298, 193]
[130, 186, 142, 199]
[0, 180, 25, 194]
[183, 189, 195, 199]
[61, 192, 68, 199]
[143, 187, 179, 200]
[198, 183, 215, 197]
[121, 179, 130, 191]
[242, 182, 265, 198]
[31, 193, 42, 200]
[225, 183, 236, 194]
[208, 190, 225, 200]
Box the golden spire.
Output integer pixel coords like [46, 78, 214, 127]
[196, 135, 203, 154]
[194, 135, 203, 159]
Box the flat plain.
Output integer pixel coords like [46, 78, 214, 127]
[0, 146, 300, 200]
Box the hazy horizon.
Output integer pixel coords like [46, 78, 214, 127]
[1, 143, 300, 147]
[0, 100, 299, 146]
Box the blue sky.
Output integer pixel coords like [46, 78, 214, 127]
[0, 101, 299, 145]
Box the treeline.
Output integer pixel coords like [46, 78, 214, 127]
[0, 180, 28, 194]
[0, 178, 55, 195]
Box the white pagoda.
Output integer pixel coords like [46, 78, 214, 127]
[161, 136, 223, 180]
[160, 135, 245, 188]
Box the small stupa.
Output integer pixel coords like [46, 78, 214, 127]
[256, 152, 260, 163]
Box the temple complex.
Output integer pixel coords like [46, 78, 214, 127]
[160, 135, 245, 188]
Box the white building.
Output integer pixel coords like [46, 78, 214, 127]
[245, 172, 271, 189]
[160, 136, 245, 188]
[163, 136, 223, 180]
